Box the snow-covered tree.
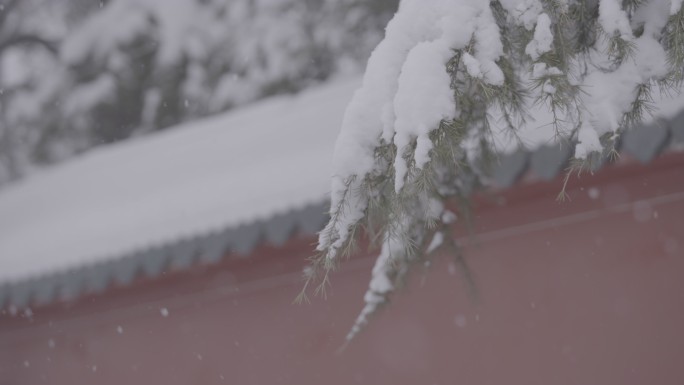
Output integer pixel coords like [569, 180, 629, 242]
[0, 0, 399, 186]
[0, 0, 66, 181]
[50, 0, 397, 161]
[304, 0, 684, 340]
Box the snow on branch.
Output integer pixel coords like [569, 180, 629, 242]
[305, 0, 684, 339]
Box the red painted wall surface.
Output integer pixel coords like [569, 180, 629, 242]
[1, 153, 683, 385]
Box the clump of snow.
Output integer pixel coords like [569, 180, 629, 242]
[575, 124, 603, 159]
[633, 1, 672, 36]
[462, 53, 483, 79]
[319, 0, 504, 259]
[472, 5, 505, 86]
[368, 242, 396, 298]
[346, 228, 405, 340]
[426, 232, 445, 255]
[574, 35, 670, 157]
[672, 0, 684, 15]
[501, 0, 544, 30]
[346, 197, 444, 341]
[599, 0, 633, 38]
[525, 13, 553, 60]
[392, 38, 456, 191]
[542, 83, 557, 95]
[531, 63, 563, 78]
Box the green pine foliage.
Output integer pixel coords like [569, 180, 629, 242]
[302, 0, 684, 341]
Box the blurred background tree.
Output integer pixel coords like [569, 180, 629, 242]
[0, 0, 399, 185]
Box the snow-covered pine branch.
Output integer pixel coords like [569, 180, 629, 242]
[304, 0, 684, 339]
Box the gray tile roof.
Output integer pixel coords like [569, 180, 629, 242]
[1, 116, 682, 310]
[622, 119, 671, 163]
[0, 202, 329, 309]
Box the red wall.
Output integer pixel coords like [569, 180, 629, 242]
[1, 153, 683, 385]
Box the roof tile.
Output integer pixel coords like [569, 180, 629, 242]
[530, 143, 572, 180]
[670, 110, 684, 144]
[265, 212, 298, 247]
[33, 276, 59, 306]
[169, 239, 198, 270]
[623, 120, 671, 163]
[139, 248, 169, 278]
[112, 256, 140, 286]
[493, 150, 529, 187]
[228, 222, 263, 255]
[197, 231, 232, 264]
[9, 281, 33, 309]
[295, 202, 329, 236]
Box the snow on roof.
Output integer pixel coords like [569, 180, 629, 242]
[0, 72, 682, 305]
[0, 77, 361, 285]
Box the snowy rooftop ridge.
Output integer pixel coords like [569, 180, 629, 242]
[0, 77, 361, 287]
